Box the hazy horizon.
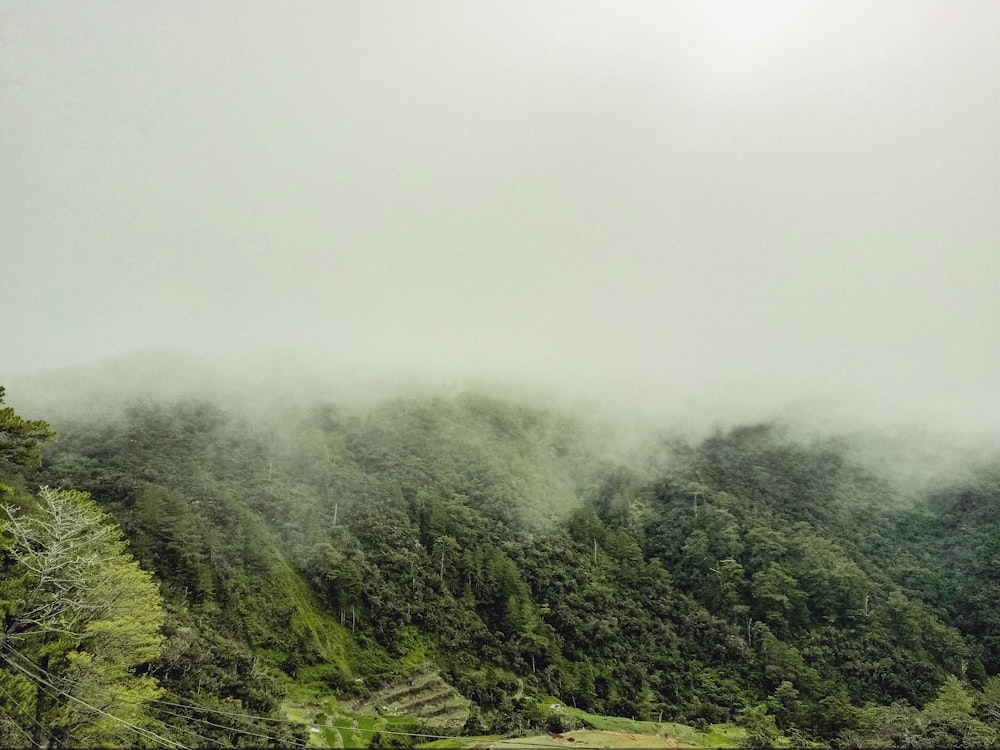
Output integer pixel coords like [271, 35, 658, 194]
[3, 2, 998, 441]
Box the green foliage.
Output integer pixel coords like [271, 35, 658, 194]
[0, 487, 165, 747]
[736, 703, 779, 748]
[0, 386, 55, 468]
[838, 676, 1000, 748]
[0, 391, 993, 748]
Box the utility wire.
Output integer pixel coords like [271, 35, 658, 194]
[8, 651, 308, 748]
[150, 696, 460, 741]
[7, 650, 305, 750]
[3, 719, 34, 748]
[139, 705, 232, 749]
[153, 695, 587, 749]
[0, 676, 39, 748]
[153, 719, 229, 750]
[149, 696, 307, 724]
[145, 701, 310, 748]
[2, 650, 183, 749]
[145, 704, 265, 749]
[5, 648, 629, 749]
[0, 647, 189, 750]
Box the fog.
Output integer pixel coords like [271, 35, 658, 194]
[2, 2, 998, 442]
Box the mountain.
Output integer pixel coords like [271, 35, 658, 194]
[1, 377, 998, 748]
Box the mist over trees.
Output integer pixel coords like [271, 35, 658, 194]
[0, 374, 997, 748]
[2, 2, 995, 745]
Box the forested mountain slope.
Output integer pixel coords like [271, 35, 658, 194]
[1, 386, 997, 748]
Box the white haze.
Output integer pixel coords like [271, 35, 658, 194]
[1, 2, 998, 443]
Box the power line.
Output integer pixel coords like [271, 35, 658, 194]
[1, 650, 186, 749]
[2, 718, 34, 748]
[154, 695, 583, 749]
[146, 701, 310, 748]
[152, 718, 229, 750]
[2, 673, 215, 750]
[0, 675, 40, 748]
[4, 649, 627, 750]
[150, 695, 461, 742]
[9, 649, 311, 748]
[0, 647, 189, 750]
[149, 696, 306, 724]
[7, 648, 307, 749]
[139, 705, 232, 750]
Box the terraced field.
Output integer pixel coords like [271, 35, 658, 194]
[348, 666, 471, 729]
[285, 677, 753, 749]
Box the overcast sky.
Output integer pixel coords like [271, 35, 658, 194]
[2, 2, 998, 436]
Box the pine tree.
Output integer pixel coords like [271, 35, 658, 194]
[0, 387, 55, 468]
[0, 487, 166, 747]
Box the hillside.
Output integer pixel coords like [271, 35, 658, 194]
[1, 385, 998, 748]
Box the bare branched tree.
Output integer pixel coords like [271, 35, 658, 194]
[0, 487, 165, 747]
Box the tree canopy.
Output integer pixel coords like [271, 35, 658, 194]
[0, 386, 996, 747]
[0, 386, 55, 468]
[0, 487, 166, 748]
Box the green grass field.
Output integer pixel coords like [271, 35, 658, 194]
[531, 697, 748, 749]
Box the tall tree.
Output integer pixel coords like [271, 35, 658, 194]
[0, 387, 55, 468]
[0, 487, 167, 747]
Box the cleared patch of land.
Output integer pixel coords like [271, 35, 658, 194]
[346, 666, 471, 729]
[471, 729, 679, 748]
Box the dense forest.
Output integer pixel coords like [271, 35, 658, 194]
[1, 382, 998, 748]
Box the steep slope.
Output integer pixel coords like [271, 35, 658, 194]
[2, 387, 996, 747]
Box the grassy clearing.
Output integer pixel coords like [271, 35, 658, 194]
[698, 724, 747, 748]
[532, 699, 746, 748]
[285, 704, 312, 723]
[269, 549, 351, 670]
[481, 730, 679, 748]
[420, 735, 502, 749]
